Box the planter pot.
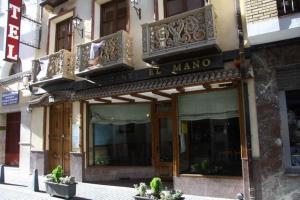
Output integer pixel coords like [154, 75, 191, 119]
[45, 181, 77, 199]
[134, 195, 153, 200]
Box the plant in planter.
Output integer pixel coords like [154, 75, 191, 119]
[133, 177, 184, 200]
[45, 165, 77, 199]
[150, 177, 163, 199]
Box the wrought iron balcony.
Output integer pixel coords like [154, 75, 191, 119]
[142, 5, 219, 63]
[76, 30, 132, 76]
[31, 49, 75, 86]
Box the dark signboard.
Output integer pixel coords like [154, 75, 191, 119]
[1, 91, 19, 106]
[91, 55, 223, 86]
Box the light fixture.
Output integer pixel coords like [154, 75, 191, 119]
[130, 0, 141, 20]
[72, 15, 84, 38]
[49, 95, 55, 103]
[22, 76, 29, 90]
[150, 61, 159, 69]
[26, 106, 32, 113]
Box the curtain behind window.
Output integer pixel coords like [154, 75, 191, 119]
[90, 104, 150, 125]
[178, 89, 238, 120]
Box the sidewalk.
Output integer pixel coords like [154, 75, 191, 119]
[0, 166, 234, 200]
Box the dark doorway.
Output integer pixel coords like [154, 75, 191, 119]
[5, 112, 21, 166]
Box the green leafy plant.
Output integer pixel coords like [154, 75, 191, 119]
[150, 177, 163, 199]
[51, 165, 63, 183]
[46, 165, 75, 184]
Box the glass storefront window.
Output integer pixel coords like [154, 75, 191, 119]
[286, 90, 300, 167]
[178, 89, 242, 176]
[89, 104, 151, 166]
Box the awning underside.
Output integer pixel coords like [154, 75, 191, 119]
[29, 68, 242, 106]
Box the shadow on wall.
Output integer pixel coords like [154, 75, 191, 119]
[0, 27, 4, 51]
[279, 12, 300, 30]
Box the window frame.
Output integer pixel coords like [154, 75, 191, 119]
[277, 0, 300, 16]
[100, 0, 129, 37]
[279, 90, 300, 174]
[87, 102, 152, 167]
[55, 17, 73, 52]
[176, 87, 244, 177]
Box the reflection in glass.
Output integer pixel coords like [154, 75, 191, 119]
[159, 118, 173, 162]
[179, 118, 241, 176]
[286, 90, 300, 167]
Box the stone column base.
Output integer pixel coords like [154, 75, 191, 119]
[30, 150, 48, 175]
[70, 152, 84, 182]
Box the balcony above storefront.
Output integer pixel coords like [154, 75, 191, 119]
[75, 30, 133, 76]
[31, 49, 75, 86]
[142, 5, 220, 64]
[40, 0, 68, 8]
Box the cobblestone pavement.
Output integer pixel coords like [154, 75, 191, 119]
[0, 167, 234, 200]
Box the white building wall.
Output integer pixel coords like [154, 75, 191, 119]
[0, 0, 40, 172]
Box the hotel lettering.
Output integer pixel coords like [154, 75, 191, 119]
[5, 0, 22, 62]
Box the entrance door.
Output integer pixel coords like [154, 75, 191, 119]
[49, 102, 72, 175]
[153, 102, 174, 179]
[5, 112, 21, 166]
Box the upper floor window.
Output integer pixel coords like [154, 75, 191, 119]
[100, 0, 128, 37]
[277, 0, 300, 16]
[55, 17, 72, 51]
[164, 0, 205, 17]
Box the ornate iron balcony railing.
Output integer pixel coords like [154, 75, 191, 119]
[31, 49, 75, 85]
[76, 30, 132, 75]
[142, 5, 218, 63]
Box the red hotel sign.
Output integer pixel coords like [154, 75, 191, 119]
[5, 0, 22, 62]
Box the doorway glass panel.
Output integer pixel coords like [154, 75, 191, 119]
[159, 118, 173, 162]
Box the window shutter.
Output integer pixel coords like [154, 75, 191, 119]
[276, 64, 300, 91]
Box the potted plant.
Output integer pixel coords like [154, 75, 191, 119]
[134, 177, 184, 200]
[45, 165, 77, 199]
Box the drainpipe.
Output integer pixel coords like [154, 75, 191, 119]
[236, 0, 255, 200]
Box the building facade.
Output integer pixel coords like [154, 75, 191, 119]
[29, 0, 255, 198]
[242, 0, 300, 199]
[0, 0, 40, 172]
[27, 0, 300, 199]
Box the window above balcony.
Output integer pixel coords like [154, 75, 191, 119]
[164, 0, 205, 17]
[100, 0, 129, 37]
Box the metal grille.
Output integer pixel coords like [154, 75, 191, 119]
[277, 0, 300, 16]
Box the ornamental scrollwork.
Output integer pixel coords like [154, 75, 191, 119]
[76, 30, 132, 72]
[143, 5, 216, 55]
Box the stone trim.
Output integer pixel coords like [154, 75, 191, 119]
[0, 71, 31, 86]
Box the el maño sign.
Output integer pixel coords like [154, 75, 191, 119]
[5, 0, 22, 62]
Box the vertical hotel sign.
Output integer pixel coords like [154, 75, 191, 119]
[4, 0, 22, 62]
